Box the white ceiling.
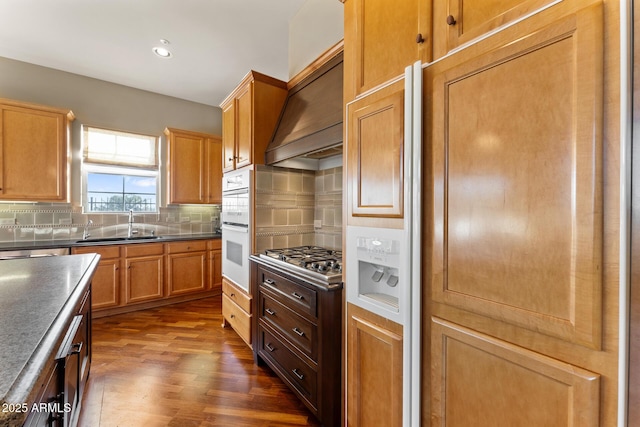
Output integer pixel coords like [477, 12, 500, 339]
[0, 0, 307, 107]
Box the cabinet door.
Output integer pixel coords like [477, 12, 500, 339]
[0, 103, 70, 201]
[167, 251, 207, 296]
[207, 137, 222, 204]
[222, 101, 236, 172]
[125, 255, 163, 303]
[344, 0, 430, 99]
[431, 319, 600, 426]
[209, 249, 222, 292]
[430, 4, 604, 348]
[346, 79, 404, 229]
[167, 130, 206, 204]
[90, 259, 120, 310]
[433, 0, 558, 58]
[235, 82, 253, 169]
[347, 303, 403, 427]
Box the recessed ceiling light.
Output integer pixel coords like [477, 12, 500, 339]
[153, 46, 172, 58]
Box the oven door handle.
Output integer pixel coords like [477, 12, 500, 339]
[222, 223, 249, 233]
[222, 187, 249, 196]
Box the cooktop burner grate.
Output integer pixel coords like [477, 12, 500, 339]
[259, 246, 343, 283]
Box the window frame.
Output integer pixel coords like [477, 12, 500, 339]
[81, 125, 161, 213]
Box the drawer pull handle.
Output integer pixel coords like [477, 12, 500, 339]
[264, 279, 275, 285]
[230, 293, 235, 297]
[292, 368, 304, 380]
[230, 314, 235, 319]
[292, 292, 303, 300]
[292, 327, 305, 337]
[265, 308, 276, 315]
[266, 343, 276, 352]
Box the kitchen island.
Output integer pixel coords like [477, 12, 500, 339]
[0, 254, 99, 427]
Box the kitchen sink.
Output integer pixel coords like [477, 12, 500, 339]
[75, 236, 163, 244]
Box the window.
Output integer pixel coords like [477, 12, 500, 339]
[82, 126, 159, 213]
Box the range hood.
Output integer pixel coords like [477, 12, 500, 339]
[265, 51, 343, 170]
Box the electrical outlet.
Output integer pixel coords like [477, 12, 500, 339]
[314, 220, 322, 229]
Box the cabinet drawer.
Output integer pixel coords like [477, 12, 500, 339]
[124, 242, 164, 258]
[222, 294, 251, 344]
[260, 293, 317, 360]
[207, 239, 221, 250]
[73, 245, 120, 259]
[259, 268, 317, 318]
[166, 240, 207, 254]
[259, 328, 317, 410]
[222, 278, 252, 313]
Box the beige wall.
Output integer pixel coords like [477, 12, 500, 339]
[289, 0, 343, 78]
[0, 56, 221, 208]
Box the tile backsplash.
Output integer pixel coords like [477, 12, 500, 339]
[0, 203, 221, 243]
[254, 165, 342, 252]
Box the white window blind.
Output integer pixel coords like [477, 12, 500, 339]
[83, 126, 158, 169]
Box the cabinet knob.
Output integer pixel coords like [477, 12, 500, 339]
[446, 15, 457, 25]
[416, 33, 425, 44]
[228, 157, 234, 161]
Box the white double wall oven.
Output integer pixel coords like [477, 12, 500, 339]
[221, 168, 253, 292]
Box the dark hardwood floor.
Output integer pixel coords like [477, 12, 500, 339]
[78, 296, 321, 427]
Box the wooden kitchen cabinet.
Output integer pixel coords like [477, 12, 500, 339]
[220, 71, 287, 172]
[72, 238, 221, 318]
[343, 0, 430, 100]
[124, 243, 164, 304]
[432, 0, 558, 59]
[72, 245, 121, 310]
[347, 303, 403, 427]
[0, 98, 74, 202]
[222, 278, 252, 346]
[166, 240, 208, 296]
[165, 127, 222, 204]
[346, 78, 405, 229]
[426, 2, 614, 424]
[208, 239, 222, 294]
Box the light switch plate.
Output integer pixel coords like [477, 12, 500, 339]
[314, 220, 322, 229]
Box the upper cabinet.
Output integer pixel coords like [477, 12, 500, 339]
[343, 0, 431, 100]
[346, 79, 405, 229]
[165, 127, 222, 205]
[220, 71, 287, 172]
[0, 98, 74, 202]
[432, 0, 559, 58]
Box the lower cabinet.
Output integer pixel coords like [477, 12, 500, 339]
[72, 238, 221, 317]
[124, 243, 164, 304]
[72, 245, 120, 310]
[221, 278, 252, 346]
[347, 303, 403, 427]
[166, 240, 207, 296]
[208, 239, 222, 293]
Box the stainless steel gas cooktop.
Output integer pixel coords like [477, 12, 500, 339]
[258, 246, 343, 284]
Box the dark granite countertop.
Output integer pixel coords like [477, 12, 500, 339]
[0, 233, 221, 252]
[0, 254, 100, 426]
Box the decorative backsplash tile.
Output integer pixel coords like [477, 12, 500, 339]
[0, 202, 221, 243]
[254, 164, 342, 252]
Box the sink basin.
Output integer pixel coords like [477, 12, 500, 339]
[75, 236, 162, 244]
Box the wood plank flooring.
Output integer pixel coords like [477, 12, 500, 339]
[78, 296, 321, 427]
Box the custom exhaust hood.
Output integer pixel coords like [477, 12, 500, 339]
[265, 51, 343, 170]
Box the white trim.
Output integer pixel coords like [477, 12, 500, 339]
[619, 0, 632, 425]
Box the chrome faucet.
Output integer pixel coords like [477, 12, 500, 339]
[127, 210, 138, 238]
[82, 219, 93, 240]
